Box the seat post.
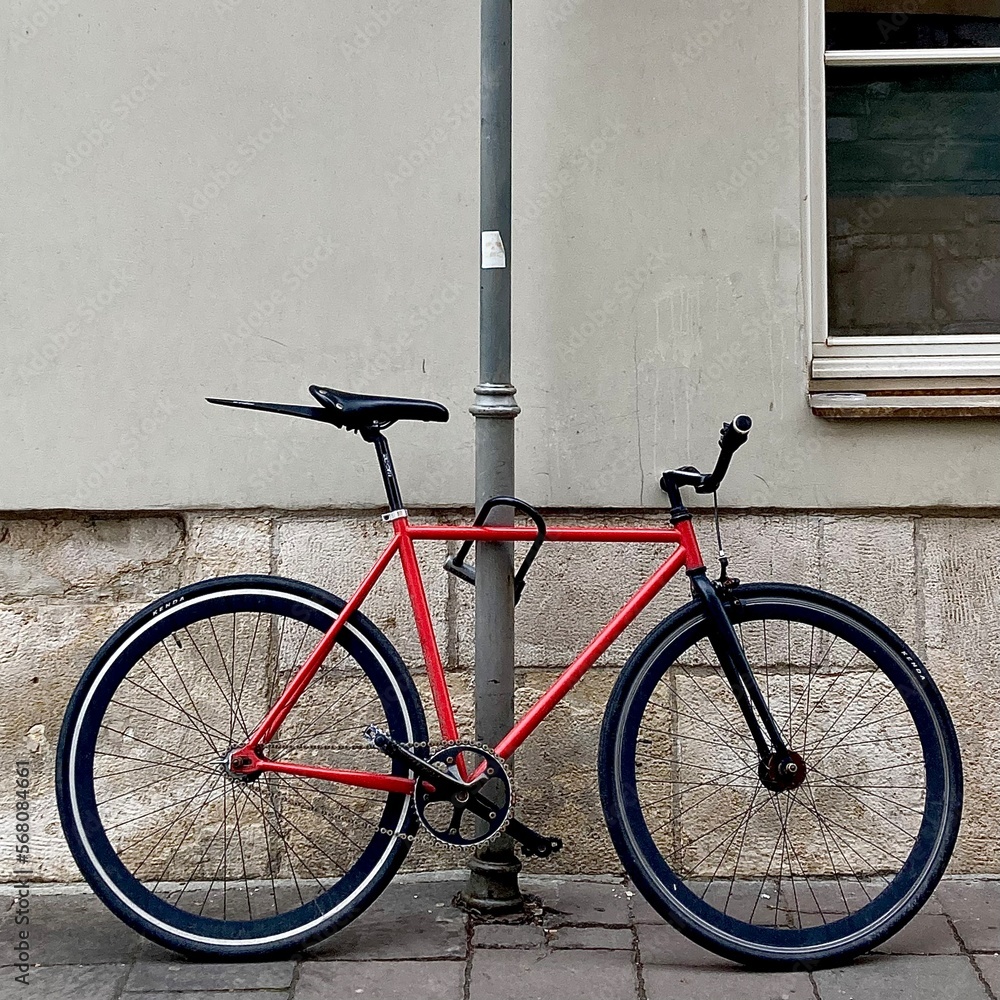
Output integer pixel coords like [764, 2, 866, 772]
[363, 428, 404, 513]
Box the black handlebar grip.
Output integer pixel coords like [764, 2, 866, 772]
[693, 414, 753, 494]
[719, 414, 753, 451]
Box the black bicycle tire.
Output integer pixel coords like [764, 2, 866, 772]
[56, 574, 428, 959]
[598, 581, 962, 969]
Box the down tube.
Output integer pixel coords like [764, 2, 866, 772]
[495, 544, 688, 760]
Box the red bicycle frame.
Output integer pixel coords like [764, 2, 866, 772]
[233, 514, 705, 795]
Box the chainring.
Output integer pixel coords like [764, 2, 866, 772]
[414, 743, 513, 848]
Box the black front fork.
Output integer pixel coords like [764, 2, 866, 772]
[688, 568, 788, 761]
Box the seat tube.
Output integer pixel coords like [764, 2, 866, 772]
[394, 520, 461, 743]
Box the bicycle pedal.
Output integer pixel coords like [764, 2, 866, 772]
[521, 837, 562, 859]
[507, 818, 563, 858]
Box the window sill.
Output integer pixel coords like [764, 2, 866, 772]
[810, 392, 1000, 418]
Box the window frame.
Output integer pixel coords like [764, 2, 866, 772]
[806, 1, 1000, 381]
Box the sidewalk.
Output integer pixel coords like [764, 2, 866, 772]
[3, 874, 1000, 1000]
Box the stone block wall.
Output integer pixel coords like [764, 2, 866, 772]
[828, 195, 1000, 337]
[1, 508, 997, 881]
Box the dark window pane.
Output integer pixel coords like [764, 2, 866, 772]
[827, 64, 1000, 335]
[827, 5, 1000, 50]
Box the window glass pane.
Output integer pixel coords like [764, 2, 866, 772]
[827, 64, 1000, 336]
[827, 3, 1000, 50]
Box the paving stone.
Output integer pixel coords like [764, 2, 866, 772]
[0, 964, 128, 1000]
[470, 948, 637, 1000]
[634, 879, 789, 929]
[917, 890, 946, 915]
[637, 905, 962, 966]
[0, 892, 143, 966]
[530, 880, 630, 927]
[643, 966, 812, 999]
[124, 960, 294, 992]
[636, 920, 732, 968]
[875, 913, 962, 955]
[134, 938, 186, 963]
[124, 994, 290, 1000]
[813, 955, 987, 999]
[473, 922, 546, 949]
[296, 961, 464, 1000]
[307, 880, 467, 960]
[934, 880, 1000, 952]
[548, 926, 633, 950]
[629, 888, 669, 926]
[972, 955, 1000, 995]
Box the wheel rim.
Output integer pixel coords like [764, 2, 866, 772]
[613, 596, 953, 957]
[66, 587, 417, 948]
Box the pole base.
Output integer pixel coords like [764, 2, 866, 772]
[460, 835, 524, 915]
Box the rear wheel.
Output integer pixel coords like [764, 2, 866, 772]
[599, 582, 962, 968]
[56, 575, 427, 958]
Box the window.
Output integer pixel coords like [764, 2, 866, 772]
[809, 1, 1000, 415]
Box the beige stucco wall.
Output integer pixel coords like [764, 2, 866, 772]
[0, 508, 994, 880]
[4, 0, 1000, 513]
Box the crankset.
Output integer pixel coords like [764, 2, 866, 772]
[365, 726, 562, 857]
[416, 743, 512, 847]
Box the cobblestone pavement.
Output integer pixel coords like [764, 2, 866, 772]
[4, 875, 1000, 999]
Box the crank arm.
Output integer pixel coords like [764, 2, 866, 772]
[689, 570, 788, 759]
[458, 793, 562, 858]
[506, 818, 563, 858]
[365, 727, 468, 795]
[367, 728, 561, 856]
[365, 727, 490, 797]
[446, 788, 561, 857]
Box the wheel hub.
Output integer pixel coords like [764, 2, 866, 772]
[414, 743, 512, 848]
[223, 748, 262, 783]
[758, 749, 807, 792]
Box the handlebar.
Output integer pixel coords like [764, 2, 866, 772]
[659, 415, 752, 508]
[698, 414, 752, 493]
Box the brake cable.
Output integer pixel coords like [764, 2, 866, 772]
[712, 490, 732, 587]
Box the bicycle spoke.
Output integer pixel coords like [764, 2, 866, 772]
[246, 778, 333, 903]
[145, 774, 228, 891]
[124, 670, 229, 751]
[132, 771, 224, 882]
[153, 639, 227, 751]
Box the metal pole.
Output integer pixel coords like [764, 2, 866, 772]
[461, 0, 522, 913]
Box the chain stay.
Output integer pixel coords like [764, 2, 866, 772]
[269, 734, 508, 847]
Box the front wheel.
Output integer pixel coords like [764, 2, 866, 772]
[56, 575, 427, 958]
[599, 582, 962, 969]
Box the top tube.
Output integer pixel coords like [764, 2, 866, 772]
[406, 524, 684, 543]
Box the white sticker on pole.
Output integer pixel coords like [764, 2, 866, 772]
[481, 230, 507, 269]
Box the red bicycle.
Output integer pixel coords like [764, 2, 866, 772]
[56, 386, 962, 968]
